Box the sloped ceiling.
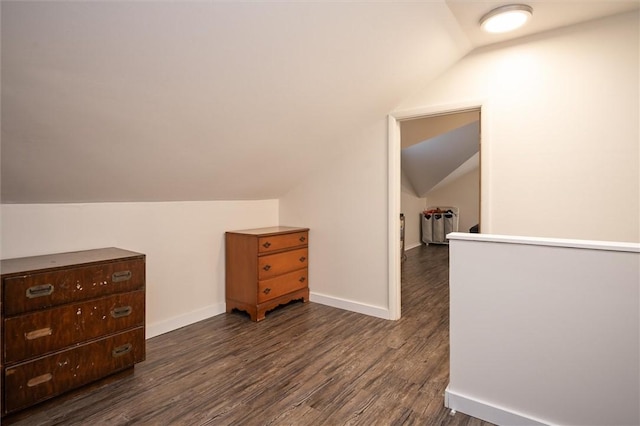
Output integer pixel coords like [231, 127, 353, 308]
[2, 2, 637, 203]
[428, 152, 479, 194]
[1, 1, 470, 203]
[446, 0, 639, 48]
[401, 121, 479, 198]
[401, 109, 478, 149]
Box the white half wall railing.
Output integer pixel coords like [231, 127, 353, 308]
[446, 232, 640, 426]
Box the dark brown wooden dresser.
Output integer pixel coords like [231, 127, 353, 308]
[0, 247, 146, 417]
[226, 226, 309, 321]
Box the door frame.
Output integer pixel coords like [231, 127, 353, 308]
[387, 100, 489, 320]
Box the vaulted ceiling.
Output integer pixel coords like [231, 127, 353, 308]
[401, 120, 479, 198]
[2, 1, 637, 203]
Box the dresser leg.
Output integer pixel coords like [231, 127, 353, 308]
[226, 301, 259, 322]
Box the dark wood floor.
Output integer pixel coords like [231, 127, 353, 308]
[5, 244, 493, 425]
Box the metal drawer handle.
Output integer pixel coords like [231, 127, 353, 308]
[111, 306, 133, 318]
[112, 270, 132, 282]
[299, 256, 306, 262]
[299, 236, 306, 242]
[26, 284, 54, 299]
[262, 242, 271, 248]
[263, 288, 271, 295]
[26, 327, 53, 340]
[27, 373, 53, 387]
[299, 277, 306, 283]
[112, 343, 133, 357]
[263, 265, 271, 271]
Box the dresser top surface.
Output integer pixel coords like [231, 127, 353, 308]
[1, 247, 145, 277]
[226, 226, 309, 236]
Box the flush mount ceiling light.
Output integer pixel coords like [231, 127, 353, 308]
[480, 4, 533, 33]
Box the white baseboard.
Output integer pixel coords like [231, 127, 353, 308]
[310, 291, 390, 319]
[405, 242, 422, 251]
[445, 388, 549, 426]
[146, 303, 225, 339]
[146, 292, 391, 339]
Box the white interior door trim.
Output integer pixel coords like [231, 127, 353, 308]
[388, 100, 488, 320]
[387, 115, 402, 320]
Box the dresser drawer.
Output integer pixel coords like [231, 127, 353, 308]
[4, 290, 145, 364]
[258, 231, 308, 254]
[257, 269, 308, 303]
[3, 259, 145, 316]
[258, 248, 308, 280]
[3, 327, 145, 415]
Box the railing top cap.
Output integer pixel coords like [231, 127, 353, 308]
[447, 232, 640, 253]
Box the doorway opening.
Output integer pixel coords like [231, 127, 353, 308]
[388, 103, 485, 320]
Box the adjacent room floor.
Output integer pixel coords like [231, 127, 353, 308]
[5, 244, 493, 425]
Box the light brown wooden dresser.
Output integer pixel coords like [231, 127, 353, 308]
[0, 247, 146, 416]
[225, 226, 309, 321]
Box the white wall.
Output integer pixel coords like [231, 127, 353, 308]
[0, 200, 279, 337]
[426, 168, 479, 233]
[279, 121, 391, 318]
[401, 169, 426, 250]
[401, 188, 426, 250]
[447, 233, 640, 426]
[399, 11, 640, 243]
[280, 11, 639, 321]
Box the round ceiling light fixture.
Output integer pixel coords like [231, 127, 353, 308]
[480, 4, 533, 33]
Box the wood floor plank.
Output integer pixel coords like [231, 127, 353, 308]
[4, 244, 493, 426]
